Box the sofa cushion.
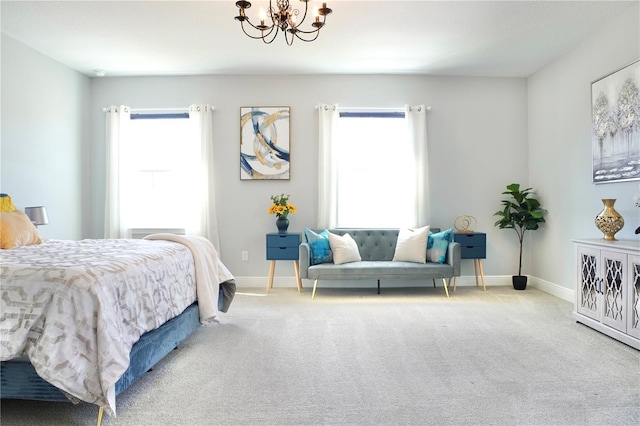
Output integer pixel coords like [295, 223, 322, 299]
[328, 232, 361, 265]
[304, 227, 333, 265]
[307, 260, 454, 281]
[427, 228, 453, 264]
[392, 226, 430, 263]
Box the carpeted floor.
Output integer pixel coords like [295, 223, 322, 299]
[2, 286, 639, 426]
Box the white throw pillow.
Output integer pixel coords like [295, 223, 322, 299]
[392, 226, 430, 263]
[327, 232, 361, 265]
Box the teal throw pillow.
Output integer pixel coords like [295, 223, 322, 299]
[304, 227, 333, 265]
[427, 228, 453, 264]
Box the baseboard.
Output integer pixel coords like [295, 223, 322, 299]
[528, 276, 574, 303]
[234, 276, 297, 290]
[454, 275, 512, 287]
[234, 275, 575, 303]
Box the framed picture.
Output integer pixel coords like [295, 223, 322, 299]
[591, 59, 640, 184]
[240, 106, 290, 180]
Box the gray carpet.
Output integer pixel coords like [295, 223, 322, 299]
[2, 286, 639, 426]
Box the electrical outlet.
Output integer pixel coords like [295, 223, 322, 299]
[242, 251, 249, 261]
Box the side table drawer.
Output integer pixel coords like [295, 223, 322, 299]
[453, 232, 486, 259]
[267, 233, 300, 248]
[460, 245, 486, 259]
[267, 247, 299, 260]
[266, 233, 301, 261]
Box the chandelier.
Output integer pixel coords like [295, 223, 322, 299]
[235, 0, 332, 45]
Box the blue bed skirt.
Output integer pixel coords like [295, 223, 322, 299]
[1, 302, 201, 401]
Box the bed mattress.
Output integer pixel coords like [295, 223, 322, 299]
[0, 238, 199, 415]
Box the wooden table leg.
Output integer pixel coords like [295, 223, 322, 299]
[474, 259, 480, 287]
[293, 260, 302, 293]
[266, 260, 276, 292]
[478, 259, 487, 291]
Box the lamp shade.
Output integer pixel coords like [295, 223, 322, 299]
[24, 206, 49, 226]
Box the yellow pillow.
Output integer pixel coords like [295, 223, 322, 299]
[0, 210, 42, 249]
[0, 194, 16, 212]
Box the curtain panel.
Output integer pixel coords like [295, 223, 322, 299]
[406, 104, 431, 227]
[104, 105, 130, 238]
[188, 104, 219, 250]
[317, 103, 339, 228]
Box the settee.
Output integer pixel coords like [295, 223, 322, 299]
[299, 228, 461, 299]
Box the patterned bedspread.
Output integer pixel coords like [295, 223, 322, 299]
[0, 238, 200, 416]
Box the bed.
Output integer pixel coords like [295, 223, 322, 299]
[0, 233, 235, 423]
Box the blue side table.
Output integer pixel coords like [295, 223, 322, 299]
[453, 232, 487, 291]
[266, 233, 302, 293]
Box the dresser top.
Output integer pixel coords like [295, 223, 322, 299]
[573, 238, 640, 252]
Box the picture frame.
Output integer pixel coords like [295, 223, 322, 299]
[591, 59, 640, 184]
[240, 106, 290, 180]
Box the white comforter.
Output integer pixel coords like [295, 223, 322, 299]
[0, 237, 231, 416]
[143, 233, 234, 323]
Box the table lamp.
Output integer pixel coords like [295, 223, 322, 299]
[24, 206, 49, 228]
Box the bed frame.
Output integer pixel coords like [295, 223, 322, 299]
[1, 300, 203, 425]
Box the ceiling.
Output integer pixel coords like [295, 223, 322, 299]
[1, 0, 637, 78]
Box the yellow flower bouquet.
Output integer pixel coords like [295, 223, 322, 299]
[268, 194, 297, 218]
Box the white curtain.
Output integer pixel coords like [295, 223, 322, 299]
[317, 103, 339, 228]
[406, 104, 431, 227]
[188, 104, 220, 250]
[104, 105, 130, 238]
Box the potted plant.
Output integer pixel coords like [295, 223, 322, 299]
[494, 183, 547, 290]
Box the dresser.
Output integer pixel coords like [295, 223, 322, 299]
[266, 233, 302, 293]
[453, 232, 487, 291]
[573, 238, 640, 349]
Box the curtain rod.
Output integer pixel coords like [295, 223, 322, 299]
[314, 104, 432, 111]
[101, 106, 214, 112]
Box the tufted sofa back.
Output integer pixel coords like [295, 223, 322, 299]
[312, 228, 440, 262]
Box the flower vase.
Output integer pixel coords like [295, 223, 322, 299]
[595, 199, 624, 241]
[276, 216, 289, 234]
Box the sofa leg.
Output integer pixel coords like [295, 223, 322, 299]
[432, 279, 436, 288]
[312, 279, 319, 300]
[377, 279, 381, 295]
[442, 278, 449, 298]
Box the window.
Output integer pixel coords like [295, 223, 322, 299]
[333, 110, 416, 227]
[120, 113, 200, 232]
[106, 104, 217, 242]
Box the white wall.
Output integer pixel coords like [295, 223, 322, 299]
[87, 74, 528, 284]
[528, 2, 640, 295]
[1, 34, 89, 240]
[5, 2, 635, 293]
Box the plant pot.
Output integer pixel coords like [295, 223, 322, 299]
[512, 275, 527, 290]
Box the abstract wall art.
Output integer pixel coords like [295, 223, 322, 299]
[591, 59, 640, 183]
[240, 106, 290, 180]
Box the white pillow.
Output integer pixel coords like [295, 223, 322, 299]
[327, 232, 361, 265]
[392, 226, 430, 263]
